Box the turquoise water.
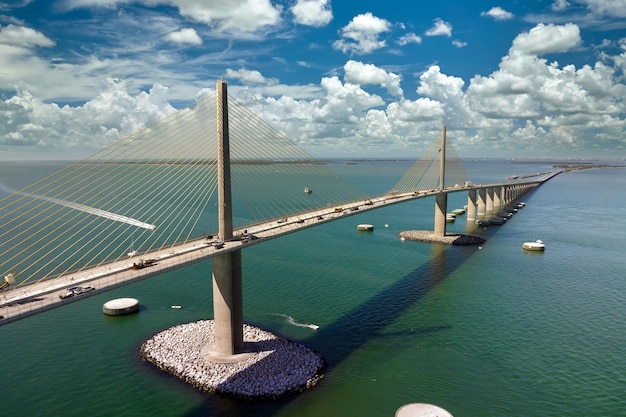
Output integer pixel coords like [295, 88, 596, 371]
[1, 161, 625, 416]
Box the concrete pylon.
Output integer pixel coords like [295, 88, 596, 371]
[433, 126, 447, 237]
[466, 188, 477, 222]
[208, 80, 245, 359]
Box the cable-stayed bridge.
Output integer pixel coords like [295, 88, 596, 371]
[0, 81, 559, 339]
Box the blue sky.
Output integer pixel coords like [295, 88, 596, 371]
[1, 0, 626, 160]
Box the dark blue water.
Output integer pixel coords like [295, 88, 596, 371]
[1, 161, 624, 416]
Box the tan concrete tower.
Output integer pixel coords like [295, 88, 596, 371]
[210, 80, 244, 357]
[433, 126, 447, 237]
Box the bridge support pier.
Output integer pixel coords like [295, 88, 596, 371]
[486, 187, 495, 215]
[466, 189, 477, 222]
[204, 79, 248, 361]
[434, 193, 448, 236]
[477, 188, 487, 219]
[211, 250, 244, 356]
[433, 126, 447, 237]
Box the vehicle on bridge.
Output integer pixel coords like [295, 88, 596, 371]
[59, 285, 95, 300]
[1, 272, 16, 291]
[132, 259, 157, 270]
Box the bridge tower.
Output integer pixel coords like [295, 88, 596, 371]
[433, 126, 448, 237]
[208, 80, 245, 359]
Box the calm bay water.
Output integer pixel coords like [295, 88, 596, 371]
[1, 160, 625, 417]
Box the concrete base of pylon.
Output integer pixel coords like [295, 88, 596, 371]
[200, 343, 256, 363]
[140, 320, 326, 399]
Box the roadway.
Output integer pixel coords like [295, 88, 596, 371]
[0, 171, 559, 325]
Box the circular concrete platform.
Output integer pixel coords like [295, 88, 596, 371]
[396, 403, 453, 417]
[103, 298, 140, 316]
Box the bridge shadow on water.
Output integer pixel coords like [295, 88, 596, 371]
[183, 225, 499, 417]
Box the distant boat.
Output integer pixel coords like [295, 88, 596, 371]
[357, 224, 374, 231]
[171, 305, 182, 309]
[523, 240, 545, 251]
[128, 238, 138, 257]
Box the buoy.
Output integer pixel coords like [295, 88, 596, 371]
[396, 403, 454, 417]
[522, 240, 545, 251]
[103, 298, 140, 316]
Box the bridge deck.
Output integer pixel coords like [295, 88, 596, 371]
[0, 172, 559, 324]
[0, 190, 421, 323]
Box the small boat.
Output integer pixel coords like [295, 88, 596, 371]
[171, 305, 182, 309]
[476, 219, 491, 226]
[127, 238, 138, 257]
[489, 217, 506, 225]
[523, 240, 545, 251]
[357, 224, 374, 231]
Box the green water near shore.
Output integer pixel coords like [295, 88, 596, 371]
[1, 161, 625, 416]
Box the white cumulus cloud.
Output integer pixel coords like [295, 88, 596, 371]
[344, 60, 403, 98]
[510, 23, 581, 56]
[481, 7, 514, 21]
[333, 12, 391, 55]
[425, 18, 452, 37]
[291, 0, 333, 27]
[164, 28, 202, 45]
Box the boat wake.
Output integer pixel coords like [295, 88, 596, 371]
[0, 181, 156, 230]
[273, 313, 319, 330]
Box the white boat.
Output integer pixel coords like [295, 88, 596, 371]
[171, 305, 182, 309]
[357, 224, 374, 231]
[523, 240, 545, 251]
[127, 239, 138, 257]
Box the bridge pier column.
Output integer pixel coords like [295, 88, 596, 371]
[466, 189, 477, 222]
[205, 79, 247, 360]
[212, 250, 244, 355]
[477, 188, 487, 218]
[486, 187, 494, 215]
[434, 193, 447, 237]
[433, 125, 447, 237]
[493, 187, 502, 212]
